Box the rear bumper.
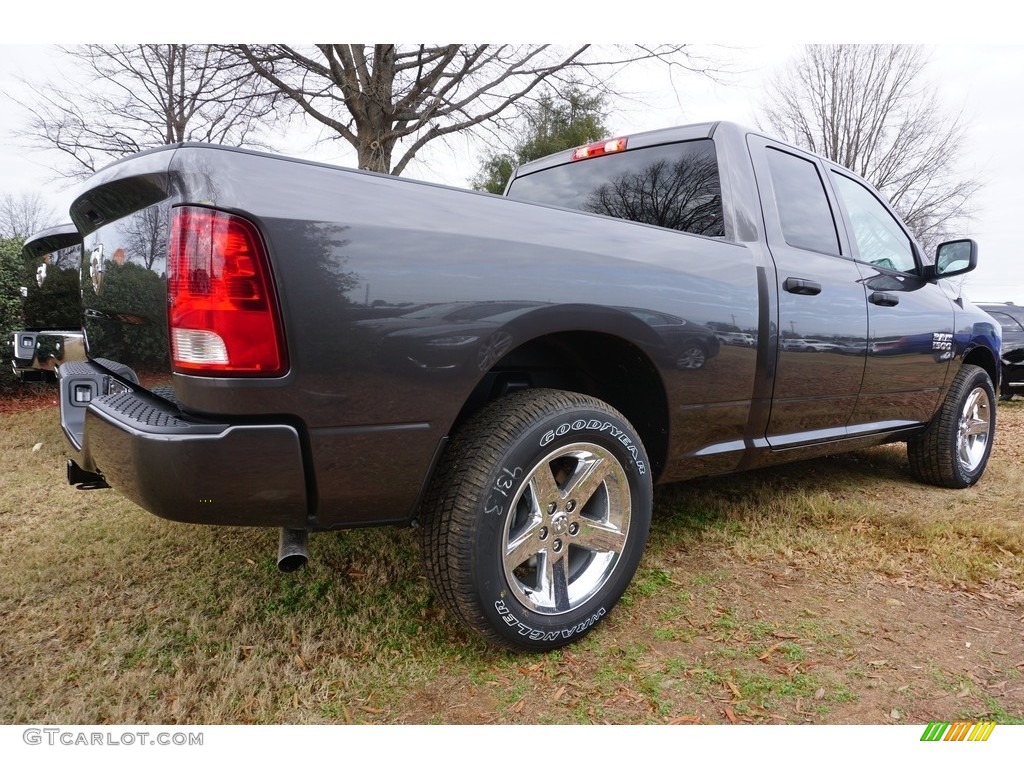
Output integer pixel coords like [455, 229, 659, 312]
[58, 360, 309, 528]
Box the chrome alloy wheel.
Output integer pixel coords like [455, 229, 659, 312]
[502, 442, 631, 615]
[957, 386, 992, 473]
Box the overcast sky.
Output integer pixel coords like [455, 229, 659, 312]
[2, 9, 1022, 304]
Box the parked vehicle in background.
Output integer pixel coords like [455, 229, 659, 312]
[9, 224, 85, 381]
[977, 303, 1024, 400]
[620, 308, 720, 369]
[53, 121, 999, 651]
[713, 330, 755, 348]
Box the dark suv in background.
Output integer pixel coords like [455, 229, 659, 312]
[978, 303, 1024, 400]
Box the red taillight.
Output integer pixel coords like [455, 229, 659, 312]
[168, 206, 287, 376]
[571, 137, 628, 161]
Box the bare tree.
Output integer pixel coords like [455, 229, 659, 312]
[0, 192, 57, 241]
[232, 44, 720, 176]
[759, 44, 980, 255]
[14, 45, 281, 180]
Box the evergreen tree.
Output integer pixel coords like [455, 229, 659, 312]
[472, 88, 609, 194]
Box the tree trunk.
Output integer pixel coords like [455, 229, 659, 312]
[355, 135, 395, 174]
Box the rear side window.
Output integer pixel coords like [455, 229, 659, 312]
[765, 148, 841, 256]
[506, 139, 725, 237]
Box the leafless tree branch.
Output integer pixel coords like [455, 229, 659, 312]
[229, 44, 725, 176]
[0, 192, 58, 241]
[10, 44, 284, 181]
[759, 44, 981, 256]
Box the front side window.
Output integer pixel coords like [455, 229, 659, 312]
[506, 139, 725, 237]
[765, 148, 841, 256]
[831, 172, 916, 273]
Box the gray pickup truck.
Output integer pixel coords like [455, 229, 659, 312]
[54, 121, 999, 650]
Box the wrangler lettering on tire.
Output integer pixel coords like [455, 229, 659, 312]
[418, 389, 652, 651]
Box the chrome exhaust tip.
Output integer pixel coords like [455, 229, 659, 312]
[277, 528, 309, 572]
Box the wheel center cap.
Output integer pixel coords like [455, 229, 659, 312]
[551, 512, 569, 536]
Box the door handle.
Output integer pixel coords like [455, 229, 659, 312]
[783, 277, 822, 296]
[869, 291, 899, 307]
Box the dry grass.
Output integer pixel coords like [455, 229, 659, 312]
[1, 399, 1022, 724]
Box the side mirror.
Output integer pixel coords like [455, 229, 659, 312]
[930, 238, 978, 279]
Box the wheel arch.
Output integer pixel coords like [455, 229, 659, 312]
[450, 329, 671, 481]
[962, 345, 1000, 391]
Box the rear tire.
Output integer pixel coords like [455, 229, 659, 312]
[907, 364, 995, 488]
[418, 389, 652, 651]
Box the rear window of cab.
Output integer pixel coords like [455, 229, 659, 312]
[506, 139, 725, 238]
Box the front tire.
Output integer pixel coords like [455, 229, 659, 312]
[418, 389, 653, 651]
[907, 364, 996, 488]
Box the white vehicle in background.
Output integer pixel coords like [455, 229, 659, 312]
[715, 330, 756, 347]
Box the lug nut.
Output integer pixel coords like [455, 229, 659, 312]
[538, 527, 548, 540]
[568, 522, 579, 535]
[565, 499, 576, 512]
[547, 502, 557, 514]
[552, 539, 563, 552]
